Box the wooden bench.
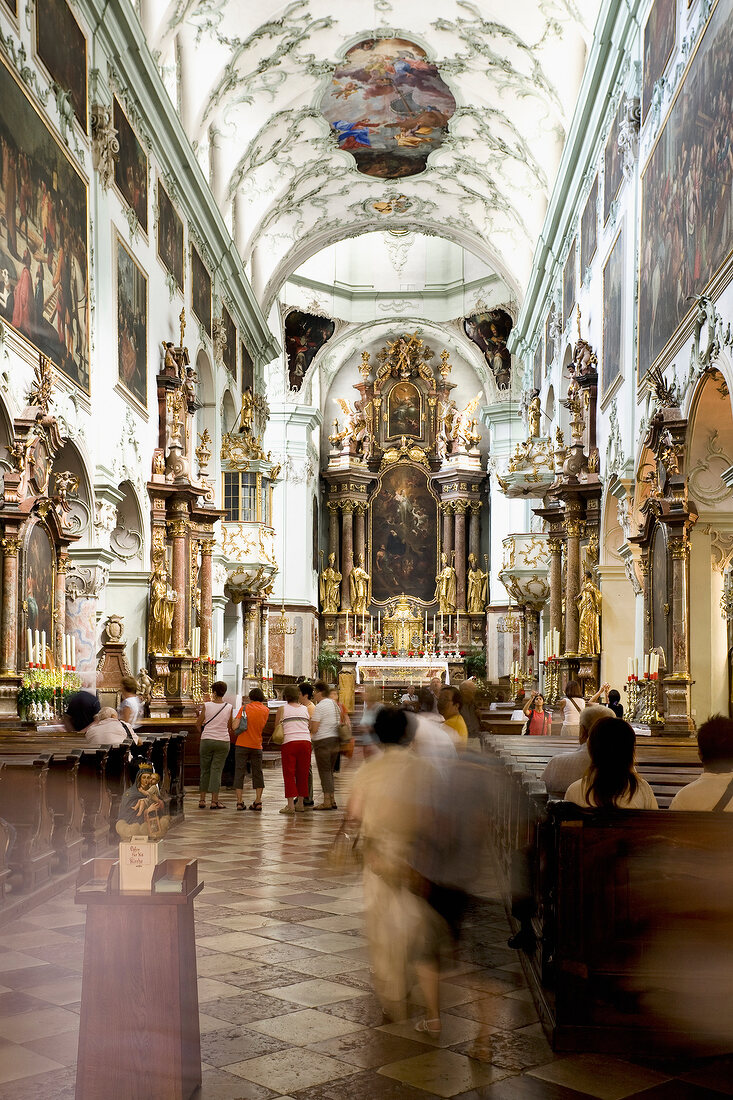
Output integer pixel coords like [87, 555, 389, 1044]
[0, 757, 55, 892]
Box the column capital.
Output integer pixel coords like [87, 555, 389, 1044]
[453, 500, 469, 516]
[441, 501, 455, 515]
[670, 537, 690, 560]
[468, 500, 482, 514]
[341, 501, 355, 515]
[1, 538, 20, 556]
[168, 519, 188, 539]
[200, 539, 216, 554]
[548, 537, 564, 554]
[565, 519, 582, 538]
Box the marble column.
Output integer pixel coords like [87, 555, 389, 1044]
[564, 508, 582, 655]
[669, 535, 690, 676]
[354, 504, 366, 569]
[469, 503, 481, 562]
[1, 537, 20, 673]
[243, 600, 259, 677]
[526, 608, 540, 676]
[454, 502, 468, 610]
[341, 504, 353, 610]
[548, 537, 563, 637]
[199, 539, 214, 660]
[169, 519, 188, 656]
[55, 552, 68, 668]
[328, 504, 339, 562]
[442, 503, 454, 561]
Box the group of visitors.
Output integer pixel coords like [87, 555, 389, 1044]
[63, 676, 143, 745]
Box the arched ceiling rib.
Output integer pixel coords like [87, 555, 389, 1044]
[145, 0, 601, 304]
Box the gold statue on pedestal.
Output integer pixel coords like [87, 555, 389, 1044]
[467, 553, 488, 613]
[149, 552, 177, 655]
[320, 553, 342, 613]
[528, 395, 541, 438]
[577, 571, 601, 655]
[434, 552, 457, 614]
[350, 554, 371, 616]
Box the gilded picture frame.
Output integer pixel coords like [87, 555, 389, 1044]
[602, 220, 624, 399]
[115, 232, 148, 411]
[35, 0, 88, 131]
[156, 179, 184, 292]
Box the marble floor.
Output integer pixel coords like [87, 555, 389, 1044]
[1, 765, 732, 1099]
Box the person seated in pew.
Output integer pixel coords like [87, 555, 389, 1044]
[564, 717, 658, 809]
[669, 715, 733, 811]
[438, 686, 468, 743]
[541, 703, 614, 798]
[85, 706, 134, 747]
[64, 690, 101, 733]
[607, 688, 624, 718]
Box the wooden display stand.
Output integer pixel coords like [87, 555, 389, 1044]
[75, 857, 203, 1100]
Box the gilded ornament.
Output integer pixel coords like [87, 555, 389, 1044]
[319, 552, 341, 613]
[1, 537, 20, 555]
[434, 552, 457, 614]
[576, 572, 601, 655]
[467, 552, 488, 613]
[349, 554, 371, 615]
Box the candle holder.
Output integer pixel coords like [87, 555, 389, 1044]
[624, 678, 641, 721]
[638, 678, 663, 726]
[542, 658, 560, 706]
[191, 659, 203, 704]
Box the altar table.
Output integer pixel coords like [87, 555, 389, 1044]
[354, 657, 451, 685]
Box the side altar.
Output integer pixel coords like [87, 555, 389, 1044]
[319, 334, 490, 679]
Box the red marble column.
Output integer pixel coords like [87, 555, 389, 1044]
[442, 503, 454, 561]
[341, 504, 353, 610]
[328, 504, 339, 562]
[354, 505, 366, 568]
[199, 539, 214, 660]
[454, 502, 467, 611]
[564, 508, 582, 655]
[1, 536, 20, 673]
[548, 537, 563, 637]
[469, 503, 481, 562]
[169, 519, 188, 656]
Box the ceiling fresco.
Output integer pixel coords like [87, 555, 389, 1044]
[319, 37, 456, 179]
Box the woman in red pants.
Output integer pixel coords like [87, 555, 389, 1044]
[276, 685, 312, 814]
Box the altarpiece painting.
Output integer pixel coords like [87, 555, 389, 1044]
[113, 98, 147, 233]
[0, 56, 90, 391]
[36, 0, 87, 130]
[387, 381, 422, 438]
[23, 522, 54, 662]
[191, 244, 211, 335]
[602, 221, 624, 397]
[156, 180, 184, 291]
[639, 0, 733, 379]
[319, 37, 456, 179]
[116, 235, 147, 408]
[642, 0, 676, 122]
[371, 464, 437, 604]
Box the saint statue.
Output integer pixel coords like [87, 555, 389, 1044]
[434, 552, 457, 614]
[240, 387, 254, 434]
[349, 554, 371, 616]
[149, 555, 177, 655]
[528, 395, 541, 438]
[320, 553, 342, 614]
[467, 553, 488, 614]
[577, 571, 601, 655]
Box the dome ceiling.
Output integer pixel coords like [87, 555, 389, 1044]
[144, 0, 601, 311]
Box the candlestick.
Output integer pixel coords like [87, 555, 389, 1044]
[27, 628, 33, 665]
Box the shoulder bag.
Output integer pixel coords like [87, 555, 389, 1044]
[271, 709, 285, 745]
[712, 776, 733, 812]
[334, 699, 351, 743]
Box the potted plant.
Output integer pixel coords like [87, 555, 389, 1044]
[463, 647, 486, 679]
[317, 644, 340, 682]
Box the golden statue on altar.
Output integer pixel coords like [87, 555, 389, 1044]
[149, 551, 177, 655]
[434, 552, 457, 614]
[467, 553, 488, 613]
[577, 571, 601, 655]
[350, 554, 371, 615]
[319, 553, 342, 613]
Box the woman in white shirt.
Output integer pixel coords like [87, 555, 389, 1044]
[309, 680, 340, 810]
[276, 685, 312, 815]
[117, 676, 143, 728]
[559, 679, 609, 737]
[565, 717, 658, 810]
[196, 681, 234, 809]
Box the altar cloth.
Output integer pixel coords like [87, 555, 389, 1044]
[353, 657, 450, 685]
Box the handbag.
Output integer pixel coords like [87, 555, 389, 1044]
[334, 700, 351, 743]
[326, 819, 362, 869]
[271, 720, 285, 746]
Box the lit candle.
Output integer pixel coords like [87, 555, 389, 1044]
[27, 629, 33, 665]
[35, 630, 40, 665]
[41, 631, 46, 667]
[377, 611, 381, 633]
[71, 635, 76, 668]
[61, 634, 66, 668]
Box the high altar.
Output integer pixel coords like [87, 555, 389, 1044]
[320, 334, 490, 683]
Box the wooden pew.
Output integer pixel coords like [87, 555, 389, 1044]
[0, 757, 55, 891]
[45, 749, 85, 872]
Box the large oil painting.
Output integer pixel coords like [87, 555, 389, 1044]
[463, 309, 512, 389]
[191, 244, 211, 336]
[220, 304, 237, 377]
[24, 522, 54, 661]
[604, 102, 623, 223]
[285, 310, 335, 390]
[371, 464, 437, 604]
[639, 0, 733, 379]
[116, 235, 147, 407]
[642, 0, 676, 123]
[156, 180, 183, 291]
[241, 338, 253, 392]
[113, 98, 147, 233]
[387, 381, 421, 438]
[563, 238, 576, 329]
[602, 221, 624, 397]
[0, 57, 90, 391]
[581, 176, 598, 275]
[36, 0, 87, 130]
[319, 37, 456, 179]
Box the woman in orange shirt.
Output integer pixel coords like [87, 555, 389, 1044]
[233, 687, 270, 811]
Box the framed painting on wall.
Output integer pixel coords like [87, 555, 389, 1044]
[0, 55, 90, 391]
[241, 339, 253, 393]
[23, 522, 55, 664]
[370, 464, 438, 604]
[602, 221, 624, 398]
[563, 238, 576, 330]
[284, 310, 334, 390]
[639, 0, 733, 380]
[580, 176, 598, 275]
[191, 244, 211, 336]
[113, 98, 147, 234]
[642, 0, 676, 123]
[156, 180, 184, 291]
[116, 235, 147, 408]
[387, 381, 422, 439]
[220, 305, 237, 377]
[604, 102, 624, 223]
[35, 0, 87, 130]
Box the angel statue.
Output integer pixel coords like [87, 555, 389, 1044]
[467, 553, 488, 614]
[456, 393, 482, 449]
[436, 398, 459, 461]
[434, 552, 457, 614]
[349, 554, 371, 616]
[319, 553, 342, 614]
[577, 571, 601, 655]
